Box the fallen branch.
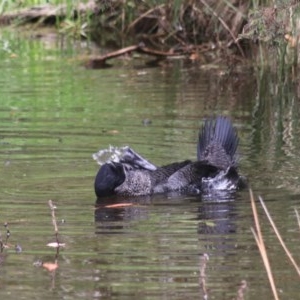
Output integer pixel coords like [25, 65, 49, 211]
[85, 43, 187, 68]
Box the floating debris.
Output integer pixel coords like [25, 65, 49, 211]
[46, 242, 66, 248]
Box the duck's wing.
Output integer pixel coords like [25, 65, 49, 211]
[93, 146, 156, 171]
[151, 160, 192, 185]
[153, 161, 218, 194]
[120, 147, 157, 171]
[197, 116, 239, 170]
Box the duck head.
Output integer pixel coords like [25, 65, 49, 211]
[94, 162, 126, 197]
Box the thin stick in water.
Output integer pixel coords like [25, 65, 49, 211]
[48, 200, 59, 244]
[250, 189, 279, 300]
[259, 196, 300, 277]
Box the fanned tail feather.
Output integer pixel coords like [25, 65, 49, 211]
[197, 116, 239, 168]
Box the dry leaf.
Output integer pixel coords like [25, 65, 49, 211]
[43, 262, 58, 272]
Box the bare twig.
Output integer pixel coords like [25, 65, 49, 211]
[199, 253, 209, 299]
[235, 280, 247, 300]
[48, 200, 58, 233]
[48, 200, 59, 245]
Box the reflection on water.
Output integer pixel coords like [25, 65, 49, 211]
[0, 29, 299, 299]
[95, 192, 239, 258]
[95, 196, 151, 228]
[93, 191, 248, 299]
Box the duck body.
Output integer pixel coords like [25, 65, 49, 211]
[95, 159, 192, 197]
[94, 116, 245, 198]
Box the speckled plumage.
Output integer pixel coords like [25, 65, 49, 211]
[94, 116, 245, 198]
[115, 160, 192, 196]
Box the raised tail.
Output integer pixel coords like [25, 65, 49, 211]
[197, 116, 239, 170]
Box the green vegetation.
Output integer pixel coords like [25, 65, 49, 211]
[0, 0, 300, 71]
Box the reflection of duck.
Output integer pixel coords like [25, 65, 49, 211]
[94, 116, 246, 198]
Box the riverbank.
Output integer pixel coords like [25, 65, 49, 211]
[0, 0, 299, 69]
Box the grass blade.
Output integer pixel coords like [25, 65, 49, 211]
[250, 189, 279, 300]
[258, 196, 300, 277]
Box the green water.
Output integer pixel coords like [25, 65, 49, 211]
[0, 28, 299, 299]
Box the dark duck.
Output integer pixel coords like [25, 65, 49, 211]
[94, 116, 245, 198]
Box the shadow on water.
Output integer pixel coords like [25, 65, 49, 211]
[95, 190, 239, 242]
[94, 190, 245, 299]
[95, 196, 152, 228]
[249, 67, 300, 193]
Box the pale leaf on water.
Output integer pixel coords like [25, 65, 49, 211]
[46, 242, 66, 248]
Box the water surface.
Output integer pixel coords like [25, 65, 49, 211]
[0, 28, 299, 299]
